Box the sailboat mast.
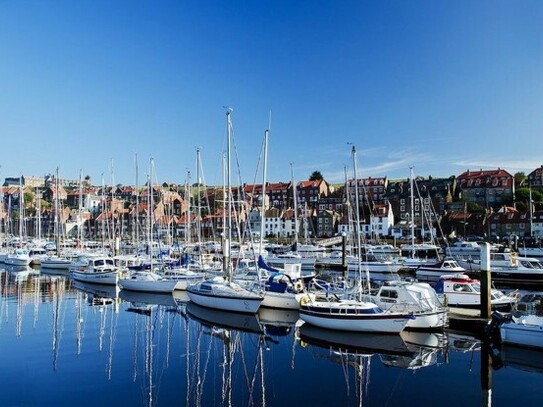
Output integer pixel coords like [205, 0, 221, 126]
[101, 173, 106, 252]
[351, 146, 368, 288]
[135, 154, 139, 249]
[185, 171, 191, 246]
[529, 185, 533, 238]
[225, 109, 233, 282]
[344, 165, 351, 245]
[148, 159, 154, 270]
[290, 163, 299, 248]
[196, 148, 202, 246]
[259, 130, 268, 257]
[36, 189, 41, 242]
[78, 170, 83, 245]
[409, 166, 415, 258]
[19, 176, 24, 241]
[55, 168, 61, 257]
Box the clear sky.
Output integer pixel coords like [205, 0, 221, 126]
[1, 0, 542, 187]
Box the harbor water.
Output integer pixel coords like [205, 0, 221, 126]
[1, 266, 542, 406]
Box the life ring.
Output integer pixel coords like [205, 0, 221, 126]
[299, 294, 311, 306]
[294, 281, 304, 292]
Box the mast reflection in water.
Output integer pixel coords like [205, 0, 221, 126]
[0, 265, 542, 406]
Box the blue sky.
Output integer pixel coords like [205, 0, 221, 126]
[1, 0, 542, 186]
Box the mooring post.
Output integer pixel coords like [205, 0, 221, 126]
[480, 242, 491, 320]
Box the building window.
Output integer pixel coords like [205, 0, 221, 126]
[400, 206, 405, 212]
[400, 199, 405, 205]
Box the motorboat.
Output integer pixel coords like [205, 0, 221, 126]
[5, 249, 31, 267]
[500, 314, 543, 349]
[415, 258, 466, 282]
[299, 298, 413, 333]
[518, 247, 543, 260]
[71, 256, 121, 285]
[28, 247, 48, 266]
[347, 253, 403, 274]
[434, 274, 517, 310]
[445, 240, 484, 259]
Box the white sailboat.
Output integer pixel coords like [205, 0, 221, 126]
[41, 168, 72, 271]
[5, 179, 31, 267]
[299, 146, 413, 333]
[119, 269, 178, 293]
[187, 109, 264, 313]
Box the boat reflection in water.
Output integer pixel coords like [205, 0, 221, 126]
[298, 323, 414, 356]
[258, 307, 299, 338]
[186, 302, 271, 407]
[122, 288, 187, 407]
[495, 344, 543, 375]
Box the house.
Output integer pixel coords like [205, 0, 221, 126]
[280, 208, 298, 238]
[457, 168, 514, 208]
[531, 210, 543, 237]
[296, 180, 329, 209]
[527, 165, 543, 188]
[41, 185, 68, 203]
[488, 206, 530, 240]
[360, 203, 395, 238]
[267, 182, 292, 209]
[316, 197, 344, 215]
[387, 176, 455, 224]
[263, 208, 282, 238]
[316, 210, 340, 238]
[347, 177, 388, 205]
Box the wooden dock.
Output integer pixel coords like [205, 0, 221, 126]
[448, 308, 490, 334]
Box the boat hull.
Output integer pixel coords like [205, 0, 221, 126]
[406, 309, 448, 330]
[299, 305, 410, 333]
[5, 257, 31, 267]
[187, 287, 263, 313]
[41, 260, 72, 270]
[119, 279, 177, 293]
[501, 321, 543, 349]
[261, 291, 315, 310]
[72, 271, 119, 285]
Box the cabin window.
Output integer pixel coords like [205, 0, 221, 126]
[453, 283, 472, 292]
[380, 289, 398, 299]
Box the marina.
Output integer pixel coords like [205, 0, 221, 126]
[2, 3, 543, 406]
[1, 263, 542, 406]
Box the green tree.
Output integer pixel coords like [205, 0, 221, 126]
[309, 171, 323, 181]
[24, 192, 34, 207]
[514, 172, 527, 188]
[516, 187, 543, 207]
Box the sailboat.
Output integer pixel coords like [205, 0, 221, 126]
[41, 168, 73, 272]
[187, 109, 264, 314]
[5, 179, 31, 268]
[299, 146, 413, 334]
[399, 167, 442, 269]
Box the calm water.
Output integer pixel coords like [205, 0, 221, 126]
[1, 266, 542, 407]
